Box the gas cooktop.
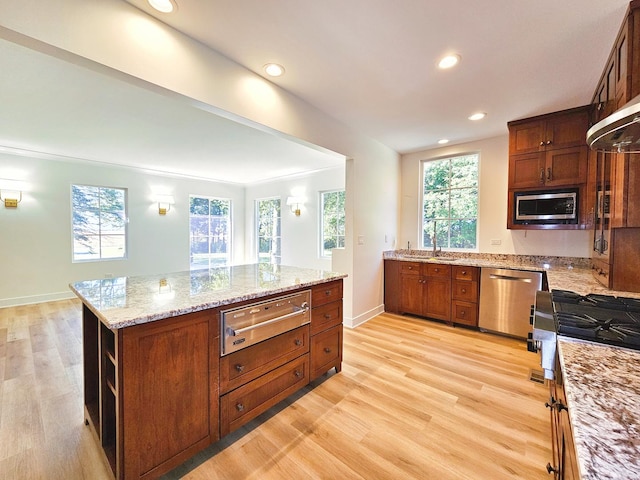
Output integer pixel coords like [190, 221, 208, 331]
[551, 289, 640, 350]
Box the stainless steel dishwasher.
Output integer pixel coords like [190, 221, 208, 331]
[478, 268, 542, 338]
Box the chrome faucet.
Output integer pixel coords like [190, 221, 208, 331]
[431, 222, 441, 257]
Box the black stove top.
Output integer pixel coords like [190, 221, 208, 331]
[551, 289, 640, 350]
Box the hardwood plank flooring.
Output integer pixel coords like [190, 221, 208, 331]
[0, 300, 551, 479]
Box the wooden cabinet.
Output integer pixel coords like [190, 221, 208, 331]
[82, 279, 343, 480]
[385, 260, 452, 323]
[310, 280, 343, 381]
[508, 107, 589, 189]
[546, 360, 579, 480]
[451, 266, 479, 327]
[83, 307, 220, 480]
[507, 106, 590, 230]
[589, 1, 640, 293]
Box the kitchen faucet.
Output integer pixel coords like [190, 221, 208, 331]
[431, 222, 441, 257]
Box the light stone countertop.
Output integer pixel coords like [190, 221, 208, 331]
[69, 264, 347, 330]
[558, 338, 640, 480]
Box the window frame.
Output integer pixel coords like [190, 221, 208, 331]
[256, 197, 282, 265]
[189, 195, 232, 270]
[420, 152, 479, 252]
[71, 184, 128, 263]
[320, 189, 346, 258]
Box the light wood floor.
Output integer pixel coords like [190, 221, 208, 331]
[0, 300, 551, 479]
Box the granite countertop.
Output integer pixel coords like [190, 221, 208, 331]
[558, 338, 640, 480]
[69, 264, 347, 329]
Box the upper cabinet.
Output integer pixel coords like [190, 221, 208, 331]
[508, 107, 590, 190]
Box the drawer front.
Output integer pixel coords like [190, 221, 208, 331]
[399, 261, 421, 275]
[219, 325, 309, 394]
[453, 265, 478, 282]
[311, 280, 343, 307]
[452, 300, 478, 327]
[426, 263, 451, 278]
[220, 355, 309, 436]
[452, 280, 478, 303]
[310, 324, 342, 380]
[311, 300, 342, 335]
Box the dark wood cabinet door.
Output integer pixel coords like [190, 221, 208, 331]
[544, 146, 588, 187]
[400, 274, 424, 315]
[509, 152, 545, 189]
[383, 259, 401, 313]
[509, 120, 545, 155]
[424, 276, 451, 321]
[121, 310, 218, 479]
[544, 110, 589, 150]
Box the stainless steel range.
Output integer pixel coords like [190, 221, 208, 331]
[530, 289, 640, 379]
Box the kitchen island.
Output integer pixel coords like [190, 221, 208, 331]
[70, 264, 346, 480]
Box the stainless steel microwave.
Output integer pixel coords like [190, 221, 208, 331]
[514, 189, 578, 225]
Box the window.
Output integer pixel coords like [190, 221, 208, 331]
[189, 196, 231, 270]
[320, 190, 345, 257]
[72, 185, 127, 262]
[256, 198, 281, 264]
[422, 153, 478, 250]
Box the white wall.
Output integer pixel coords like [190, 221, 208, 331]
[0, 0, 402, 325]
[244, 167, 345, 271]
[0, 153, 248, 306]
[401, 135, 592, 258]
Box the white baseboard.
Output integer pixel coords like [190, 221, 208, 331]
[343, 304, 384, 329]
[0, 291, 76, 308]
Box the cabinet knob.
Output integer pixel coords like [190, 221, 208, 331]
[546, 140, 552, 145]
[556, 401, 567, 412]
[324, 347, 332, 353]
[461, 270, 467, 275]
[546, 463, 558, 474]
[235, 364, 245, 373]
[294, 370, 303, 378]
[461, 288, 467, 294]
[325, 290, 332, 296]
[434, 268, 439, 272]
[295, 339, 302, 346]
[460, 311, 466, 317]
[539, 141, 545, 146]
[324, 314, 331, 319]
[236, 403, 244, 412]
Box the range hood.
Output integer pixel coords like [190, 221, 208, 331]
[587, 94, 640, 153]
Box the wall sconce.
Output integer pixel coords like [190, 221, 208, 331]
[0, 189, 22, 208]
[286, 196, 303, 216]
[155, 194, 175, 215]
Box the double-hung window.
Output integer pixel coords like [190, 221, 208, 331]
[189, 196, 231, 270]
[422, 153, 478, 250]
[256, 198, 281, 264]
[72, 184, 127, 262]
[320, 190, 345, 257]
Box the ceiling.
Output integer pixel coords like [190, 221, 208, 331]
[0, 1, 633, 184]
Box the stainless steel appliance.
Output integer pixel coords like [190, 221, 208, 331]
[530, 289, 640, 379]
[478, 268, 543, 338]
[221, 290, 310, 355]
[513, 189, 578, 226]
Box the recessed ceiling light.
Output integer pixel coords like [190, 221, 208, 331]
[264, 63, 285, 77]
[468, 112, 487, 121]
[438, 54, 461, 69]
[148, 0, 176, 13]
[437, 139, 450, 145]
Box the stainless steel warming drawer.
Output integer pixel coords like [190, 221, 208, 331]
[221, 290, 311, 355]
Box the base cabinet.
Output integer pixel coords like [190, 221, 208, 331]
[393, 261, 452, 321]
[82, 280, 343, 480]
[451, 266, 480, 327]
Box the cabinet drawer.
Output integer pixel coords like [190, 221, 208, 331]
[219, 326, 309, 394]
[311, 300, 342, 335]
[311, 280, 343, 307]
[426, 263, 451, 277]
[310, 324, 342, 381]
[220, 355, 309, 436]
[452, 301, 478, 327]
[399, 261, 421, 275]
[453, 265, 478, 282]
[452, 280, 478, 303]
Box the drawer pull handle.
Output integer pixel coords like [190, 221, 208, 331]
[295, 339, 302, 346]
[236, 403, 244, 412]
[235, 364, 245, 373]
[324, 347, 332, 353]
[324, 314, 331, 319]
[294, 370, 303, 378]
[325, 290, 332, 296]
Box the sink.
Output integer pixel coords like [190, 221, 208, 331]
[402, 255, 458, 262]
